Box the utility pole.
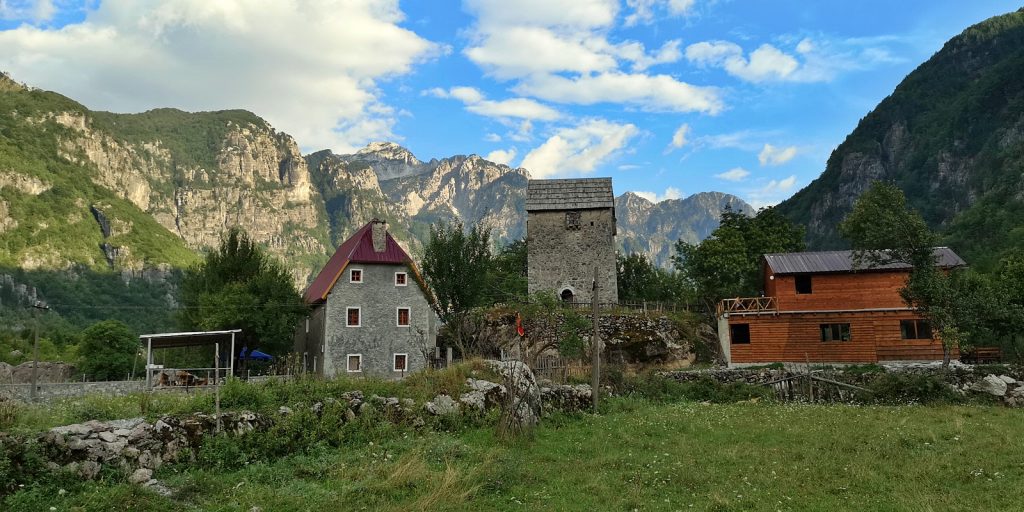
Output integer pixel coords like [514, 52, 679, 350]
[591, 266, 600, 411]
[31, 300, 50, 403]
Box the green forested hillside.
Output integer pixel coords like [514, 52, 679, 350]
[777, 8, 1024, 270]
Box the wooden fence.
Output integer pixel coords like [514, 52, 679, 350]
[530, 355, 590, 384]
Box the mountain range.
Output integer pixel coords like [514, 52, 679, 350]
[0, 71, 749, 322]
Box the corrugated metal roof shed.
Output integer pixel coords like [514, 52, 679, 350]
[525, 178, 614, 211]
[764, 247, 966, 275]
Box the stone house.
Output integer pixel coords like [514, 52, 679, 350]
[294, 219, 436, 379]
[525, 178, 618, 303]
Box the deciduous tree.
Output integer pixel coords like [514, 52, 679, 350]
[179, 228, 307, 355]
[420, 221, 493, 356]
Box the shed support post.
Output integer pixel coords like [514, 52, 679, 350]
[146, 337, 153, 389]
[230, 332, 236, 380]
[215, 341, 221, 434]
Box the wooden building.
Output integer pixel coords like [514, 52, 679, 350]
[718, 248, 965, 366]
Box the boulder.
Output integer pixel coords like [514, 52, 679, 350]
[998, 375, 1017, 385]
[129, 468, 153, 485]
[278, 406, 293, 416]
[459, 391, 487, 411]
[424, 394, 460, 416]
[971, 374, 1008, 397]
[485, 360, 541, 429]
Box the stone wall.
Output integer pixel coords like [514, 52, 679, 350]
[527, 208, 618, 303]
[323, 263, 436, 379]
[0, 380, 145, 401]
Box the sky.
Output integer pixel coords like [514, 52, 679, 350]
[0, 1, 1021, 208]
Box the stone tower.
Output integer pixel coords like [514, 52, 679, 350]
[526, 178, 618, 303]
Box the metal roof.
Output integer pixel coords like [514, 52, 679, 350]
[525, 178, 614, 211]
[138, 329, 241, 349]
[764, 247, 966, 275]
[303, 220, 420, 303]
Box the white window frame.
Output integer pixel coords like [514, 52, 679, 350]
[395, 271, 408, 287]
[349, 268, 364, 283]
[393, 353, 408, 372]
[396, 306, 411, 327]
[346, 353, 362, 373]
[346, 307, 361, 327]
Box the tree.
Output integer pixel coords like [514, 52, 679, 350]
[420, 220, 493, 356]
[617, 253, 689, 303]
[484, 238, 528, 304]
[838, 181, 938, 269]
[78, 320, 138, 381]
[672, 206, 805, 314]
[179, 227, 307, 355]
[839, 181, 985, 366]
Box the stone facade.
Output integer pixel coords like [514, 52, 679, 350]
[318, 264, 435, 379]
[527, 208, 618, 303]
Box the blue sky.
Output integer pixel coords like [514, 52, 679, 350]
[1, 1, 1020, 207]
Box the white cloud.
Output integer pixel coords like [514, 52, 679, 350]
[746, 175, 799, 208]
[428, 86, 561, 121]
[485, 147, 517, 166]
[694, 129, 778, 151]
[624, 0, 695, 26]
[521, 119, 638, 178]
[633, 186, 683, 203]
[687, 35, 906, 84]
[668, 123, 690, 151]
[0, 0, 440, 152]
[465, 0, 618, 30]
[484, 132, 502, 142]
[715, 167, 750, 182]
[1, 0, 56, 22]
[686, 41, 800, 82]
[758, 143, 798, 166]
[516, 72, 722, 114]
[462, 0, 721, 114]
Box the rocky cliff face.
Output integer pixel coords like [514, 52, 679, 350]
[46, 109, 331, 282]
[776, 8, 1024, 261]
[616, 191, 755, 266]
[0, 75, 750, 292]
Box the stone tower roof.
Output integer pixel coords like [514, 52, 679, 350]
[525, 178, 614, 211]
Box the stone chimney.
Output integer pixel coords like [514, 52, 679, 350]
[371, 219, 387, 253]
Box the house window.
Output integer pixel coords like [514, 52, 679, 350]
[820, 323, 851, 342]
[565, 211, 581, 230]
[393, 353, 408, 372]
[901, 319, 933, 340]
[347, 354, 362, 372]
[346, 307, 361, 327]
[730, 324, 751, 344]
[350, 269, 363, 283]
[795, 275, 813, 294]
[395, 272, 408, 286]
[397, 307, 411, 327]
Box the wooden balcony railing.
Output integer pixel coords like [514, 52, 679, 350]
[717, 296, 778, 316]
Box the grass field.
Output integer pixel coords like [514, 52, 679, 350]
[7, 399, 1023, 511]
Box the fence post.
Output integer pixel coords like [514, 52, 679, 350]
[591, 265, 601, 411]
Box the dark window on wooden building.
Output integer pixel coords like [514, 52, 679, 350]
[820, 323, 850, 342]
[730, 324, 751, 344]
[795, 274, 813, 294]
[900, 320, 932, 340]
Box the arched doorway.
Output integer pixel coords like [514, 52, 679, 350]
[560, 289, 574, 303]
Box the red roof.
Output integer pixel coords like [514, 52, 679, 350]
[303, 221, 416, 303]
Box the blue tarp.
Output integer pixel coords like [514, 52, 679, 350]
[248, 349, 273, 361]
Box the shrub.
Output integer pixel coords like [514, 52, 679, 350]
[78, 320, 138, 381]
[863, 372, 965, 404]
[617, 372, 773, 403]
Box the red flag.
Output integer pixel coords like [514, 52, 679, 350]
[516, 312, 525, 337]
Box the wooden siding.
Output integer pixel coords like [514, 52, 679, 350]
[766, 267, 911, 312]
[727, 310, 948, 363]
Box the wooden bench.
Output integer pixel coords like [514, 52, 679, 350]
[962, 347, 1002, 364]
